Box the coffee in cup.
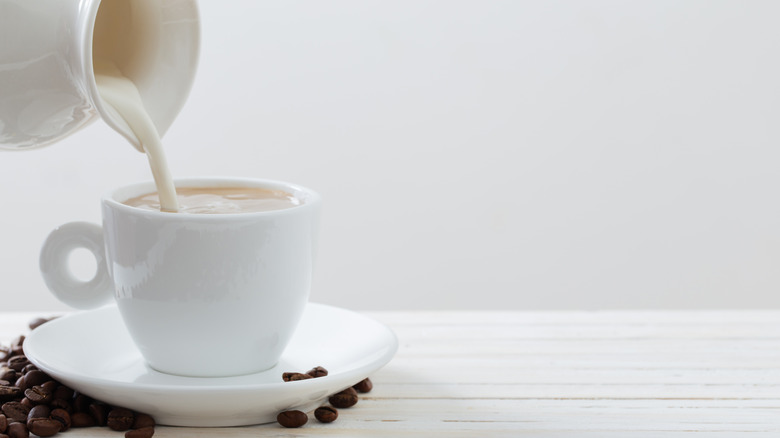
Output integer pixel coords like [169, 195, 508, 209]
[123, 186, 301, 214]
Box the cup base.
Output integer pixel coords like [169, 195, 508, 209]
[146, 361, 278, 378]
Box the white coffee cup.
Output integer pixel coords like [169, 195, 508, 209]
[39, 177, 321, 377]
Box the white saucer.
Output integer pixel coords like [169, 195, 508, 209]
[24, 303, 397, 427]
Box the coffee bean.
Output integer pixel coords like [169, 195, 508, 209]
[24, 385, 53, 405]
[0, 325, 159, 437]
[2, 402, 29, 423]
[329, 387, 358, 409]
[70, 412, 95, 428]
[6, 422, 26, 438]
[50, 408, 70, 432]
[8, 338, 24, 358]
[125, 427, 155, 438]
[88, 402, 108, 426]
[72, 394, 91, 413]
[6, 358, 27, 374]
[27, 318, 56, 331]
[107, 408, 134, 431]
[0, 387, 21, 403]
[48, 399, 70, 414]
[26, 418, 60, 437]
[40, 381, 57, 393]
[353, 377, 373, 393]
[282, 372, 312, 382]
[26, 405, 49, 422]
[0, 369, 16, 383]
[291, 373, 312, 381]
[306, 366, 328, 378]
[314, 406, 338, 423]
[27, 318, 48, 331]
[20, 372, 49, 390]
[51, 386, 72, 402]
[276, 410, 307, 428]
[132, 413, 155, 429]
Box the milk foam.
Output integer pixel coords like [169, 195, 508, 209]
[124, 187, 301, 214]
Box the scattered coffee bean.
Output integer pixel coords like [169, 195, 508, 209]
[8, 338, 24, 358]
[0, 320, 171, 437]
[314, 406, 338, 423]
[70, 412, 96, 428]
[50, 408, 71, 432]
[329, 387, 359, 409]
[282, 372, 312, 382]
[2, 402, 29, 423]
[5, 359, 26, 374]
[27, 319, 48, 331]
[24, 385, 53, 405]
[132, 413, 155, 429]
[26, 404, 49, 422]
[52, 385, 73, 402]
[125, 426, 155, 438]
[306, 366, 328, 378]
[353, 377, 373, 393]
[89, 402, 109, 426]
[277, 410, 307, 428]
[0, 388, 21, 403]
[21, 371, 48, 389]
[27, 318, 57, 331]
[40, 381, 57, 393]
[26, 417, 60, 437]
[107, 407, 134, 431]
[72, 394, 91, 413]
[49, 399, 71, 414]
[6, 422, 26, 438]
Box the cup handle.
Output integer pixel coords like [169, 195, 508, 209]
[39, 222, 114, 309]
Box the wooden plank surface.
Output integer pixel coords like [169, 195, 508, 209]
[1, 310, 779, 436]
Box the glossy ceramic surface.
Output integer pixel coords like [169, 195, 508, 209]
[24, 303, 398, 427]
[0, 0, 199, 149]
[40, 177, 321, 377]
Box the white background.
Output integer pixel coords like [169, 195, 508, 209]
[2, 0, 780, 311]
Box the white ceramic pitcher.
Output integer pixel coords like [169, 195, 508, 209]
[0, 0, 199, 150]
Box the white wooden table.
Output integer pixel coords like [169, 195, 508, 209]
[3, 310, 779, 437]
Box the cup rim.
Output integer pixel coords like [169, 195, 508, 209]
[102, 176, 321, 219]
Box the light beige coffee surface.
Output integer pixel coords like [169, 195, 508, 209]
[123, 186, 301, 214]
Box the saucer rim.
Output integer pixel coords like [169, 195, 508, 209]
[24, 302, 398, 393]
